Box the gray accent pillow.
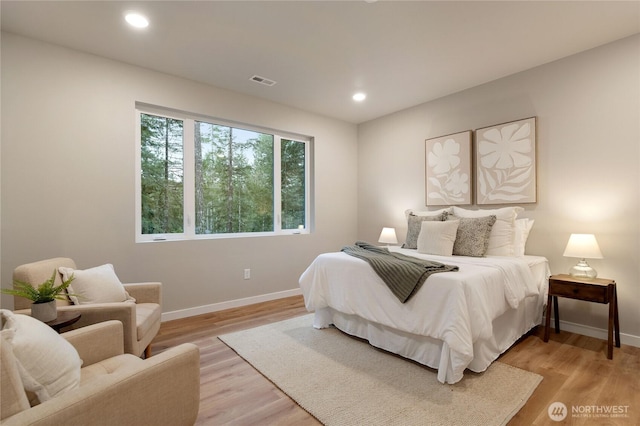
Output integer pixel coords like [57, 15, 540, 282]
[402, 212, 446, 249]
[448, 215, 497, 257]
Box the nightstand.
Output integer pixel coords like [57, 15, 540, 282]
[544, 274, 620, 359]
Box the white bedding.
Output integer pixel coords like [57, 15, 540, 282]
[299, 247, 550, 384]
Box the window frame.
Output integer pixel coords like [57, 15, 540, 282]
[135, 104, 311, 243]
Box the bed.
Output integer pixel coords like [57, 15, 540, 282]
[298, 206, 550, 384]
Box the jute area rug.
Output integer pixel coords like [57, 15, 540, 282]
[219, 314, 542, 426]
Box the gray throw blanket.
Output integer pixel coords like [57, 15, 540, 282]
[341, 241, 458, 303]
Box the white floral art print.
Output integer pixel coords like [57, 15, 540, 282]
[475, 117, 537, 205]
[425, 130, 472, 206]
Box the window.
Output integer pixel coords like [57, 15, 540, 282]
[139, 114, 184, 235]
[136, 106, 310, 242]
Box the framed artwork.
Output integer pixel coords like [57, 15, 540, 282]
[475, 117, 537, 205]
[425, 130, 472, 206]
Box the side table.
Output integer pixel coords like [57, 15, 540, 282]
[44, 311, 82, 333]
[544, 274, 620, 359]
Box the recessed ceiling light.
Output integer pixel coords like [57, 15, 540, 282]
[353, 93, 367, 102]
[125, 12, 149, 29]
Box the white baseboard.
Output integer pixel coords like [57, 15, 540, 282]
[546, 317, 640, 348]
[161, 288, 304, 322]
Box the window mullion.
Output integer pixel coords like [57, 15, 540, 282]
[304, 139, 311, 232]
[273, 136, 282, 233]
[183, 119, 196, 238]
[135, 111, 143, 239]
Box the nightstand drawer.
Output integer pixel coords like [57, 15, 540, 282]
[549, 280, 608, 303]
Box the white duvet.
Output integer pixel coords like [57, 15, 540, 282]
[299, 247, 549, 383]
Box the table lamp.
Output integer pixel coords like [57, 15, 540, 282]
[378, 227, 398, 246]
[563, 233, 603, 279]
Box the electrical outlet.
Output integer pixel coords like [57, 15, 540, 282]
[244, 269, 251, 280]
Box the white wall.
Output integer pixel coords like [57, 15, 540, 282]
[3, 31, 639, 345]
[357, 35, 640, 344]
[0, 33, 359, 315]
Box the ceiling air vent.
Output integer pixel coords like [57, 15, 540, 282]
[250, 75, 277, 87]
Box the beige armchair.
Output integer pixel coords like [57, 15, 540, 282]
[13, 258, 161, 358]
[1, 320, 200, 426]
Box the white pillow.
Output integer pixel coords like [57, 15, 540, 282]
[452, 206, 523, 256]
[417, 220, 460, 256]
[0, 310, 82, 403]
[59, 264, 133, 305]
[513, 218, 535, 256]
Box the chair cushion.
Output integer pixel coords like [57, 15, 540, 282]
[59, 264, 135, 305]
[0, 310, 81, 403]
[80, 354, 144, 385]
[135, 303, 162, 341]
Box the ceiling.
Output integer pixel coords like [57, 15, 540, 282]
[2, 1, 639, 124]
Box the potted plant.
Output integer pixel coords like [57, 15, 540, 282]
[1, 269, 74, 322]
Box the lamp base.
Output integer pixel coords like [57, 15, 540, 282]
[569, 259, 597, 279]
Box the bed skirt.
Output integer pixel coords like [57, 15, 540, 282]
[313, 292, 543, 384]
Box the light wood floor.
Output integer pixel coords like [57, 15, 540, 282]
[151, 296, 640, 425]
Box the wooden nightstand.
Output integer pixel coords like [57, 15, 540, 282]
[544, 274, 620, 359]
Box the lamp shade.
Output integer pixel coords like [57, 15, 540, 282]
[378, 227, 398, 245]
[563, 234, 603, 259]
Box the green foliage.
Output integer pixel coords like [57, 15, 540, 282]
[141, 113, 306, 236]
[1, 270, 75, 304]
[141, 113, 184, 234]
[194, 122, 274, 234]
[281, 139, 306, 229]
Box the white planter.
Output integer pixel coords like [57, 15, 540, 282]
[31, 301, 57, 322]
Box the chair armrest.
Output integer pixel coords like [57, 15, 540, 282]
[1, 343, 201, 426]
[61, 321, 124, 366]
[56, 304, 138, 355]
[123, 282, 162, 305]
[17, 302, 152, 356]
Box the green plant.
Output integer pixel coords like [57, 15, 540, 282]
[1, 270, 74, 304]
